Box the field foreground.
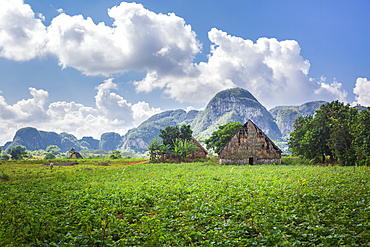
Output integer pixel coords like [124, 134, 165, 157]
[1, 161, 369, 246]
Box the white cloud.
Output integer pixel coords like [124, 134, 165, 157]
[37, 13, 45, 21]
[0, 0, 47, 60]
[132, 101, 161, 125]
[0, 1, 352, 110]
[0, 1, 200, 76]
[135, 28, 349, 108]
[314, 77, 348, 103]
[45, 2, 200, 76]
[0, 81, 161, 145]
[353, 77, 370, 106]
[57, 8, 64, 14]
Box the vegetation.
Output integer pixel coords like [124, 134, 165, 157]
[6, 145, 29, 160]
[46, 145, 61, 155]
[204, 122, 243, 153]
[159, 125, 193, 150]
[0, 159, 369, 245]
[110, 150, 123, 159]
[149, 125, 197, 163]
[44, 153, 56, 160]
[289, 101, 370, 165]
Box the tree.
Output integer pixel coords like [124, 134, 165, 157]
[159, 125, 193, 151]
[288, 100, 362, 165]
[353, 107, 370, 165]
[6, 145, 27, 154]
[204, 122, 243, 153]
[327, 104, 358, 166]
[6, 145, 28, 160]
[288, 115, 312, 157]
[69, 147, 76, 155]
[44, 153, 56, 160]
[46, 145, 61, 155]
[180, 125, 193, 140]
[1, 154, 10, 161]
[109, 150, 122, 159]
[7, 146, 28, 160]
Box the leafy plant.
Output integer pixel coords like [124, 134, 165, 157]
[0, 161, 369, 246]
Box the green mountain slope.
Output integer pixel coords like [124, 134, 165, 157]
[121, 109, 199, 153]
[191, 88, 282, 141]
[269, 101, 327, 137]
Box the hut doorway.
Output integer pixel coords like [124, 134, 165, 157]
[249, 157, 253, 165]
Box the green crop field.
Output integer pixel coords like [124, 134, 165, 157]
[0, 159, 369, 246]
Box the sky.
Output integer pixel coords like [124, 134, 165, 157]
[0, 0, 370, 146]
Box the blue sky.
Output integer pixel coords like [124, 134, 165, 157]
[0, 0, 369, 145]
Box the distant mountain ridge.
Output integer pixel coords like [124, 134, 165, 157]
[120, 109, 199, 152]
[269, 101, 327, 137]
[2, 88, 329, 153]
[5, 127, 100, 152]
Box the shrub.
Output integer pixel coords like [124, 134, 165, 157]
[44, 153, 56, 160]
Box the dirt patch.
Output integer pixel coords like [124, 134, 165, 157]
[96, 162, 109, 166]
[120, 160, 148, 168]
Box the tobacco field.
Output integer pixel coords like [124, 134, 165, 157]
[0, 160, 369, 246]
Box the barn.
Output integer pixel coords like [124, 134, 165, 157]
[218, 120, 281, 165]
[70, 152, 83, 159]
[153, 137, 208, 162]
[189, 137, 208, 160]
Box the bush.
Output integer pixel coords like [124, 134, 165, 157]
[281, 156, 309, 165]
[44, 153, 56, 160]
[0, 170, 10, 181]
[1, 155, 10, 161]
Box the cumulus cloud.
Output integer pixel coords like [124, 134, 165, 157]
[353, 78, 370, 106]
[0, 0, 351, 110]
[45, 2, 200, 76]
[0, 0, 47, 60]
[0, 80, 161, 145]
[135, 28, 349, 108]
[314, 77, 348, 103]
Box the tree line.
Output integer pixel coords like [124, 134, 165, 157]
[288, 100, 370, 166]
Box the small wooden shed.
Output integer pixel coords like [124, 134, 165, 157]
[70, 152, 83, 159]
[155, 137, 208, 162]
[188, 137, 208, 160]
[218, 120, 281, 165]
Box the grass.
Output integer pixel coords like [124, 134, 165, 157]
[0, 158, 369, 246]
[0, 158, 146, 182]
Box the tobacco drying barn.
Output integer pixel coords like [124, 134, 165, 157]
[218, 120, 281, 165]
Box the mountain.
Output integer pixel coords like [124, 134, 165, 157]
[120, 109, 199, 153]
[269, 101, 327, 137]
[191, 88, 281, 140]
[6, 127, 101, 152]
[9, 127, 61, 151]
[121, 88, 282, 153]
[79, 137, 100, 150]
[2, 89, 330, 154]
[100, 132, 123, 151]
